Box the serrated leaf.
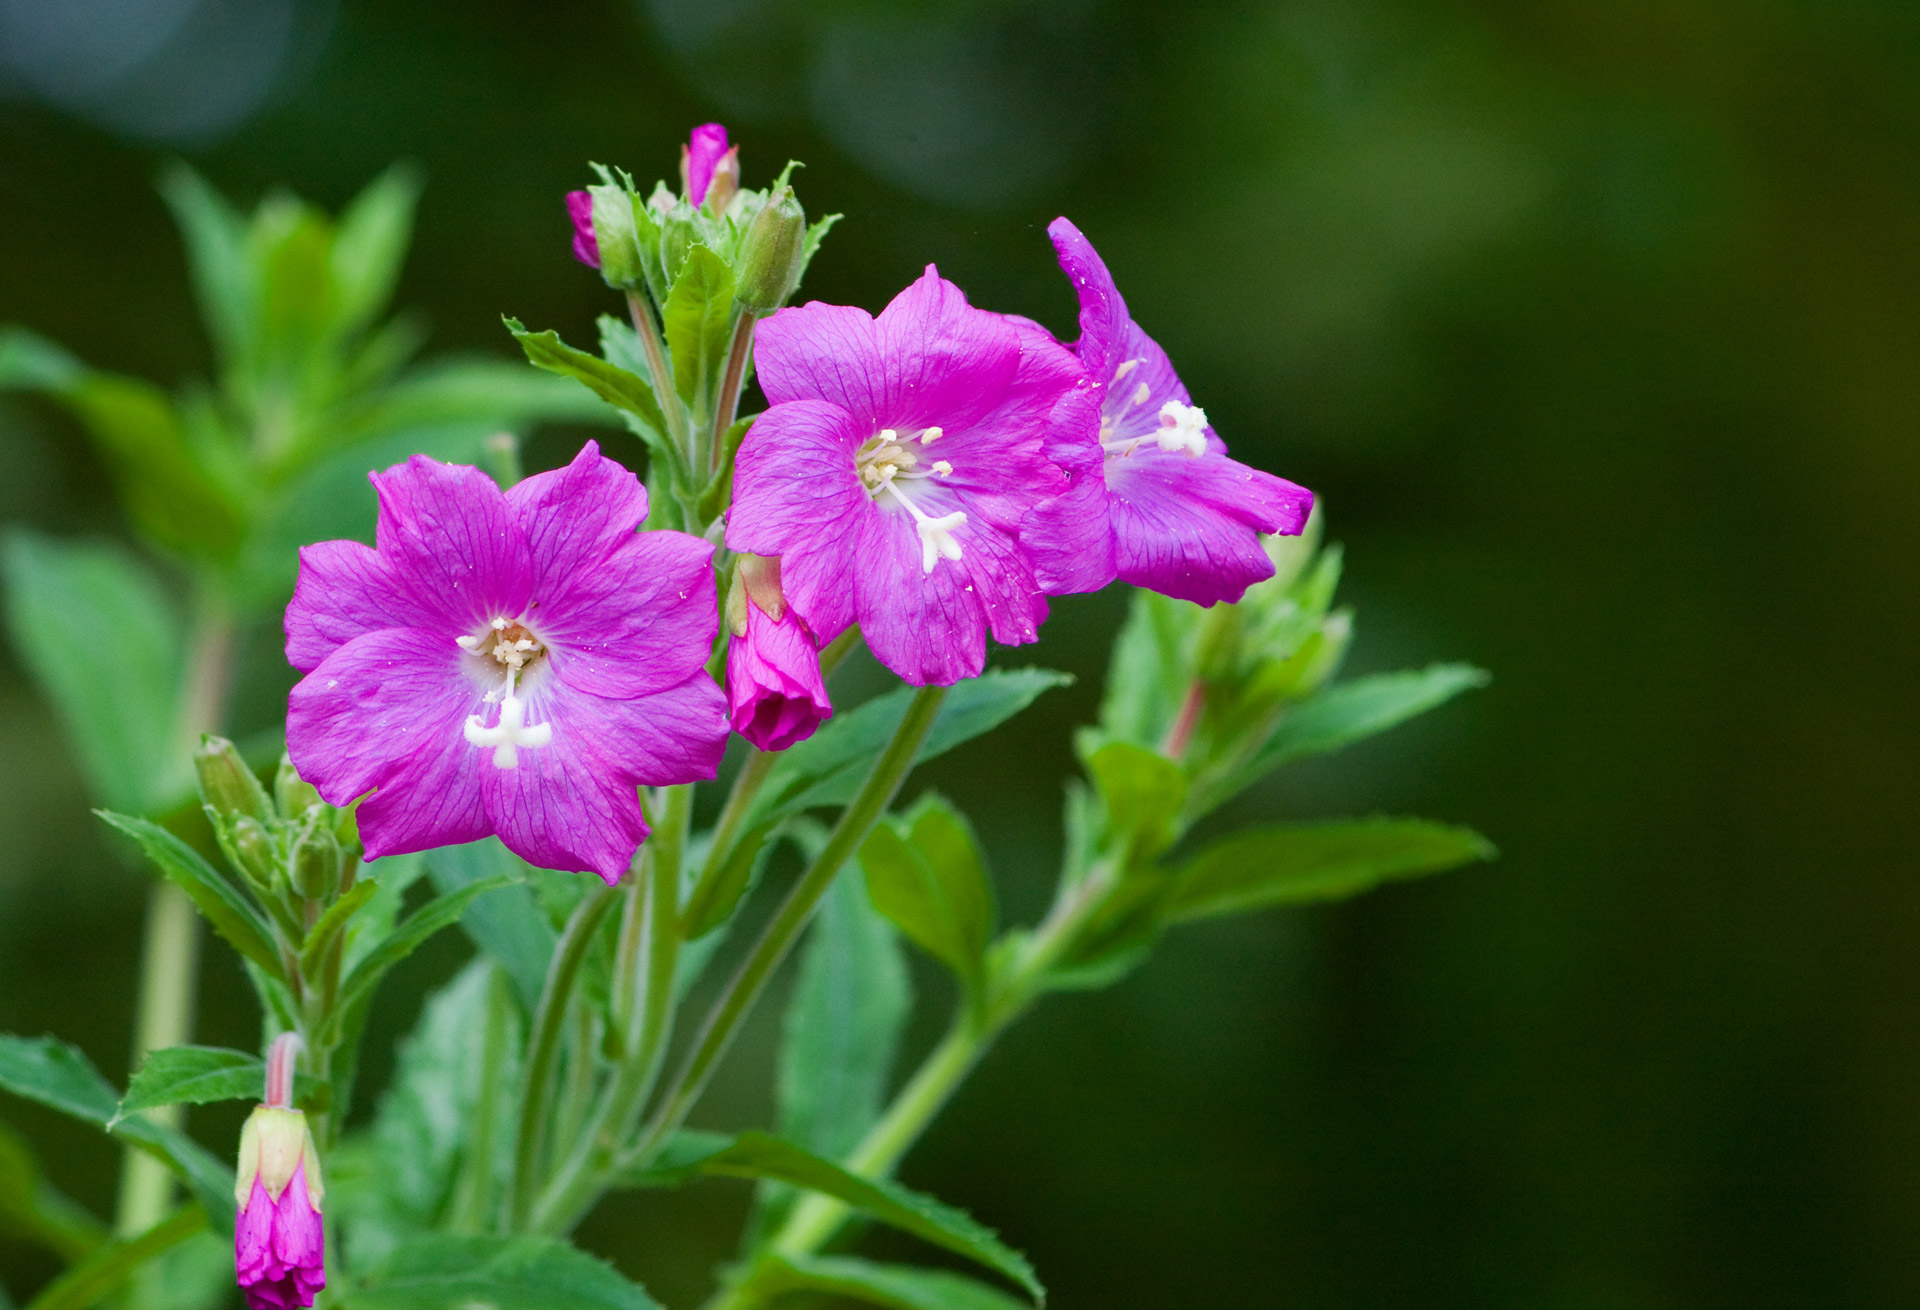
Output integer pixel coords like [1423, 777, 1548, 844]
[505, 318, 668, 442]
[0, 1036, 234, 1230]
[116, 1046, 324, 1120]
[424, 840, 554, 1013]
[326, 872, 522, 1039]
[1166, 819, 1495, 921]
[662, 244, 735, 404]
[96, 813, 281, 980]
[779, 870, 910, 1160]
[668, 1132, 1042, 1301]
[753, 1254, 1033, 1310]
[1, 534, 186, 813]
[350, 1234, 660, 1309]
[861, 795, 993, 986]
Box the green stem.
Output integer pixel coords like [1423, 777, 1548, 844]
[506, 883, 620, 1230]
[530, 796, 686, 1235]
[450, 966, 516, 1233]
[635, 684, 948, 1164]
[627, 291, 688, 451]
[710, 312, 757, 476]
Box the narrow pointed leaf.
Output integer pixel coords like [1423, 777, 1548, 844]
[299, 879, 379, 977]
[351, 1234, 660, 1309]
[1248, 664, 1489, 775]
[505, 318, 668, 441]
[860, 796, 993, 986]
[1167, 819, 1496, 921]
[22, 1205, 205, 1310]
[116, 1046, 324, 1120]
[328, 872, 523, 1037]
[753, 1254, 1034, 1310]
[424, 840, 554, 1012]
[96, 813, 281, 980]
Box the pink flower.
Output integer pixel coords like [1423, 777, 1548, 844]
[234, 1036, 324, 1310]
[684, 123, 739, 208]
[1023, 218, 1314, 607]
[566, 190, 599, 268]
[726, 267, 1082, 685]
[726, 555, 831, 751]
[284, 442, 728, 882]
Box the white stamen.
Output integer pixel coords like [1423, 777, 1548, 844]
[464, 678, 553, 769]
[1155, 400, 1209, 456]
[1131, 381, 1152, 408]
[920, 426, 943, 444]
[1113, 358, 1143, 381]
[932, 460, 953, 477]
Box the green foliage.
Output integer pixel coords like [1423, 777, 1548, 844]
[662, 245, 737, 405]
[0, 1121, 107, 1265]
[425, 839, 556, 1013]
[96, 812, 282, 979]
[504, 318, 671, 453]
[0, 1036, 233, 1230]
[861, 795, 995, 990]
[116, 1045, 324, 1120]
[778, 871, 910, 1161]
[20, 1206, 207, 1310]
[1081, 741, 1186, 868]
[347, 1234, 659, 1309]
[0, 534, 187, 813]
[751, 1254, 1035, 1310]
[1166, 819, 1496, 921]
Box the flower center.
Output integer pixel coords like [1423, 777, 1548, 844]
[855, 427, 965, 574]
[1097, 361, 1209, 459]
[457, 617, 554, 769]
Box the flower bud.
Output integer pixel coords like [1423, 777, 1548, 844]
[735, 185, 807, 314]
[274, 754, 324, 822]
[196, 736, 273, 826]
[565, 190, 599, 269]
[288, 816, 342, 900]
[683, 123, 737, 210]
[727, 592, 830, 752]
[588, 183, 647, 289]
[233, 1105, 325, 1309]
[220, 817, 282, 892]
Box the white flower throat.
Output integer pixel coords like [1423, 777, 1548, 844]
[856, 426, 965, 574]
[458, 617, 554, 769]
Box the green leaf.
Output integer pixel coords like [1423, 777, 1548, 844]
[327, 872, 523, 1039]
[758, 669, 1072, 827]
[752, 1254, 1034, 1310]
[299, 879, 379, 977]
[680, 817, 780, 940]
[1245, 664, 1489, 777]
[349, 1234, 660, 1310]
[861, 795, 994, 987]
[115, 1046, 324, 1121]
[96, 813, 282, 980]
[1098, 588, 1198, 748]
[329, 164, 422, 336]
[62, 373, 245, 557]
[349, 359, 622, 439]
[1, 534, 186, 813]
[612, 1129, 737, 1189]
[158, 164, 252, 366]
[0, 326, 84, 391]
[778, 869, 910, 1160]
[1084, 741, 1186, 868]
[0, 1120, 109, 1264]
[678, 1133, 1042, 1302]
[424, 840, 555, 1013]
[505, 318, 669, 443]
[22, 1205, 206, 1310]
[1166, 819, 1495, 921]
[0, 1037, 234, 1231]
[662, 244, 735, 404]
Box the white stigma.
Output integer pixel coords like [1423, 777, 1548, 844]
[464, 680, 553, 769]
[855, 425, 969, 572]
[1155, 401, 1209, 456]
[915, 510, 967, 573]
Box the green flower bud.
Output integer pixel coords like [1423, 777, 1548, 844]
[196, 736, 272, 826]
[289, 815, 343, 900]
[588, 182, 646, 290]
[221, 816, 282, 892]
[273, 753, 324, 822]
[735, 185, 807, 313]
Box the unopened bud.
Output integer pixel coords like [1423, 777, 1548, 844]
[233, 1040, 325, 1310]
[274, 754, 324, 822]
[196, 736, 272, 826]
[735, 186, 807, 313]
[683, 123, 738, 210]
[289, 816, 342, 900]
[222, 817, 281, 892]
[565, 190, 599, 269]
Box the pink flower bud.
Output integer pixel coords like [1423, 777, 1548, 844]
[566, 189, 600, 268]
[726, 556, 831, 751]
[683, 123, 738, 209]
[233, 1035, 324, 1309]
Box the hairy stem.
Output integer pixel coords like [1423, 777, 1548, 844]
[634, 684, 948, 1162]
[710, 312, 757, 475]
[506, 882, 620, 1230]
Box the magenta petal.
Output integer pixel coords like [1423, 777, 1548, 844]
[1107, 451, 1315, 606]
[566, 190, 600, 268]
[287, 628, 489, 857]
[687, 123, 731, 205]
[727, 399, 869, 643]
[728, 603, 831, 751]
[873, 267, 1023, 434]
[751, 302, 887, 419]
[285, 539, 425, 673]
[235, 1179, 276, 1286]
[506, 440, 648, 595]
[1047, 216, 1128, 380]
[546, 529, 718, 699]
[370, 455, 532, 632]
[487, 674, 727, 881]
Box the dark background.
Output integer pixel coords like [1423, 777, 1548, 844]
[5, 0, 1919, 1305]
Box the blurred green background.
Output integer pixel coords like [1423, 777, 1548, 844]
[4, 0, 1918, 1304]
